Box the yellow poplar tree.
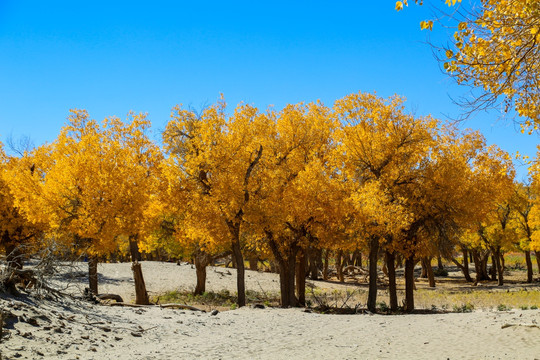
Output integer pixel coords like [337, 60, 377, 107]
[510, 182, 536, 283]
[336, 91, 437, 312]
[9, 110, 159, 297]
[162, 98, 268, 307]
[248, 101, 340, 307]
[0, 142, 45, 269]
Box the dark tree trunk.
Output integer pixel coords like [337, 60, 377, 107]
[194, 253, 210, 295]
[462, 249, 471, 282]
[88, 256, 98, 295]
[424, 257, 435, 287]
[129, 235, 141, 262]
[323, 249, 330, 281]
[276, 253, 297, 308]
[404, 257, 415, 312]
[336, 250, 345, 283]
[536, 251, 540, 274]
[385, 250, 398, 311]
[452, 249, 473, 282]
[296, 250, 306, 306]
[494, 247, 504, 286]
[490, 255, 498, 281]
[231, 239, 246, 307]
[347, 251, 354, 266]
[437, 255, 444, 270]
[355, 251, 363, 268]
[248, 256, 258, 271]
[4, 243, 23, 270]
[367, 236, 379, 312]
[525, 250, 533, 283]
[472, 250, 491, 282]
[315, 248, 323, 272]
[309, 247, 319, 280]
[420, 259, 428, 278]
[396, 253, 403, 268]
[132, 261, 149, 305]
[269, 260, 279, 274]
[268, 235, 298, 307]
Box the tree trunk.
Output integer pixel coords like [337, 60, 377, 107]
[194, 253, 209, 295]
[356, 251, 363, 268]
[462, 249, 471, 282]
[283, 254, 297, 307]
[231, 239, 246, 307]
[323, 249, 330, 281]
[404, 257, 415, 312]
[424, 257, 435, 288]
[490, 255, 498, 281]
[276, 252, 297, 308]
[451, 249, 472, 282]
[494, 247, 503, 286]
[131, 261, 149, 305]
[472, 250, 490, 282]
[396, 253, 403, 268]
[367, 236, 379, 312]
[296, 250, 306, 306]
[385, 250, 398, 311]
[129, 235, 141, 262]
[315, 248, 323, 272]
[536, 251, 540, 274]
[420, 259, 428, 278]
[437, 255, 444, 270]
[268, 235, 298, 307]
[248, 256, 258, 271]
[269, 260, 279, 274]
[525, 250, 533, 283]
[88, 256, 98, 295]
[309, 247, 319, 280]
[336, 250, 345, 283]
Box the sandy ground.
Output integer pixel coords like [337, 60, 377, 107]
[1, 261, 539, 359]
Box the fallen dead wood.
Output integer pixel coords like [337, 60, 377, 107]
[159, 303, 204, 311]
[1, 268, 63, 297]
[501, 323, 540, 329]
[107, 302, 204, 312]
[97, 294, 124, 303]
[342, 265, 369, 276]
[108, 302, 149, 308]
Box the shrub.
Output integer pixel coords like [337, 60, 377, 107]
[433, 268, 449, 277]
[452, 303, 474, 313]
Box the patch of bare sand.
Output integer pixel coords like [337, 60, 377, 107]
[1, 261, 539, 359]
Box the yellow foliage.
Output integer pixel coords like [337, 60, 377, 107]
[7, 110, 161, 256]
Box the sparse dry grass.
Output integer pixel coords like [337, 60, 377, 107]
[153, 263, 540, 313]
[413, 288, 540, 311]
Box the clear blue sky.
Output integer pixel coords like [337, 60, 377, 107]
[0, 0, 537, 180]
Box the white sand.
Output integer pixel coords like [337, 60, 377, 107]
[1, 261, 539, 359]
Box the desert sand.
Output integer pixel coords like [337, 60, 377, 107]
[1, 261, 539, 359]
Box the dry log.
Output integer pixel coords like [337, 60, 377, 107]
[107, 302, 204, 312]
[159, 303, 204, 311]
[108, 302, 148, 308]
[342, 265, 369, 276]
[96, 294, 124, 303]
